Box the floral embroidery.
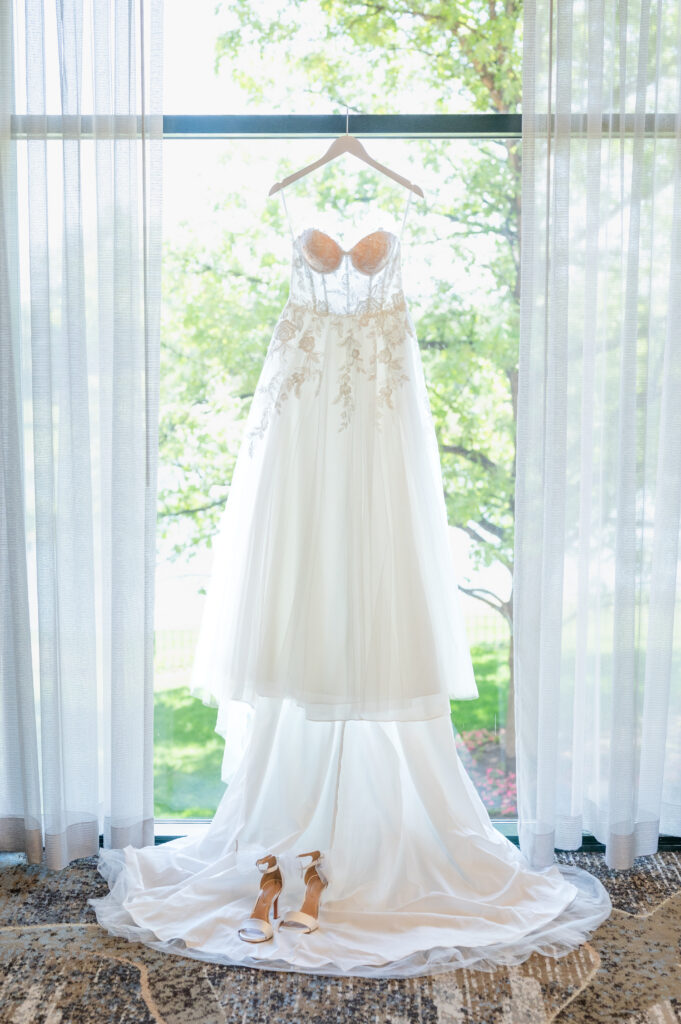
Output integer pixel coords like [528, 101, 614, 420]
[298, 331, 316, 353]
[333, 341, 366, 430]
[246, 303, 323, 455]
[272, 317, 298, 345]
[246, 291, 412, 455]
[332, 294, 411, 432]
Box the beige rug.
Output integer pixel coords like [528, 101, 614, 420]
[1, 848, 680, 1023]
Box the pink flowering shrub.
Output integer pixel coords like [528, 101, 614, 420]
[460, 727, 498, 753]
[476, 766, 517, 817]
[456, 727, 517, 817]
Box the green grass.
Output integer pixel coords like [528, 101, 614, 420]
[451, 641, 510, 734]
[153, 639, 511, 818]
[153, 687, 226, 817]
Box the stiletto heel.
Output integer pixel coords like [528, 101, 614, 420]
[238, 854, 283, 943]
[279, 850, 328, 934]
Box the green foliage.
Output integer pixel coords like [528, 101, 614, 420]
[215, 0, 522, 114]
[158, 205, 290, 554]
[154, 687, 227, 818]
[451, 640, 510, 733]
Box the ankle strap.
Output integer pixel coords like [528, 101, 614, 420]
[297, 850, 327, 885]
[297, 850, 321, 867]
[256, 854, 279, 875]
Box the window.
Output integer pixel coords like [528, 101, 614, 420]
[154, 0, 522, 827]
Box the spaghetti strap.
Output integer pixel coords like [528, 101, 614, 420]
[280, 188, 297, 241]
[399, 190, 413, 240]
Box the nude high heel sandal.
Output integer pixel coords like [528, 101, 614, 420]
[238, 854, 283, 943]
[279, 850, 328, 933]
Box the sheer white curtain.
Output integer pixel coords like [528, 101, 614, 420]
[0, 0, 162, 870]
[516, 0, 681, 871]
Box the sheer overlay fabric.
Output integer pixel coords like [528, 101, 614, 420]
[0, 0, 162, 870]
[517, 0, 681, 871]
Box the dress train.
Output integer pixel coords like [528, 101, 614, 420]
[89, 697, 611, 977]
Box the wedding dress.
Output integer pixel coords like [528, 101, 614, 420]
[88, 190, 612, 977]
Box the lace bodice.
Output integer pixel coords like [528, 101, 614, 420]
[243, 190, 419, 456]
[282, 190, 411, 316]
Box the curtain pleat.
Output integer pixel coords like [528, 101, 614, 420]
[0, 0, 43, 863]
[517, 0, 681, 870]
[0, 0, 162, 870]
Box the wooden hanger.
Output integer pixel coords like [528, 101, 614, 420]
[268, 109, 425, 198]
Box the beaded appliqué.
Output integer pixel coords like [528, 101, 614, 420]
[332, 294, 410, 430]
[245, 293, 411, 455]
[245, 308, 324, 456]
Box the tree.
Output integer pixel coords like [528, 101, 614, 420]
[159, 0, 523, 763]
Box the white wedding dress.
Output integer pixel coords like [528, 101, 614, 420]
[89, 190, 611, 977]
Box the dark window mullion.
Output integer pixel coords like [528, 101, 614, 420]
[12, 112, 678, 139]
[161, 113, 522, 139]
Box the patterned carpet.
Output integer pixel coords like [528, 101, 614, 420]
[1, 847, 681, 1023]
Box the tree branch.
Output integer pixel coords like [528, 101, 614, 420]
[195, 261, 267, 287]
[159, 497, 228, 519]
[356, 1, 508, 110]
[441, 444, 498, 473]
[461, 520, 513, 569]
[460, 522, 496, 548]
[457, 584, 511, 622]
[476, 516, 506, 540]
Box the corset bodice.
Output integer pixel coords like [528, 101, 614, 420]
[289, 226, 405, 316]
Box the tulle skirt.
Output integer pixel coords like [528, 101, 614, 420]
[189, 300, 479, 726]
[89, 698, 612, 978]
[91, 294, 612, 977]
